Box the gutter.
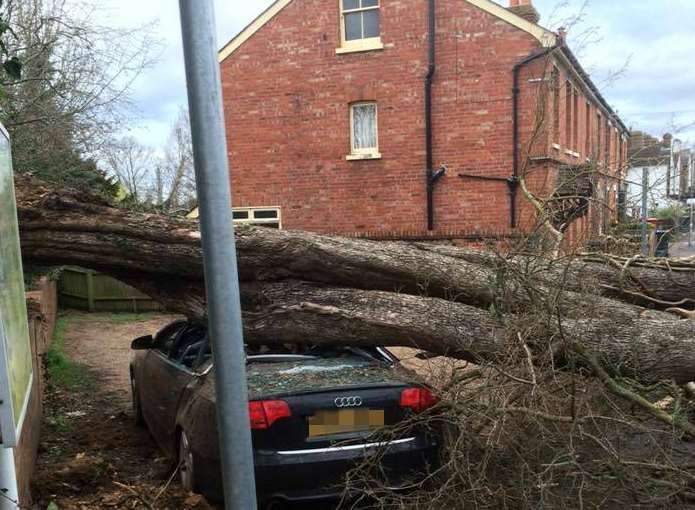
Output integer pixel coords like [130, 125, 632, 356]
[425, 0, 446, 231]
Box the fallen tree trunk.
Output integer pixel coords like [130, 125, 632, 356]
[415, 243, 695, 308]
[16, 177, 667, 321]
[14, 175, 695, 382]
[241, 282, 695, 383]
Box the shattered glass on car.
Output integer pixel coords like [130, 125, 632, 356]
[246, 356, 413, 400]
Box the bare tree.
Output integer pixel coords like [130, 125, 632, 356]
[102, 109, 195, 209]
[103, 136, 155, 202]
[159, 107, 196, 211]
[0, 0, 159, 177]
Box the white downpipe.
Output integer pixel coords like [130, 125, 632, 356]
[0, 446, 18, 509]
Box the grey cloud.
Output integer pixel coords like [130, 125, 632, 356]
[534, 0, 695, 140]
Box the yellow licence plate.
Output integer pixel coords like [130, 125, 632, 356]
[307, 409, 385, 438]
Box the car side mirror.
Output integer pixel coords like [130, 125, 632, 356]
[131, 335, 154, 350]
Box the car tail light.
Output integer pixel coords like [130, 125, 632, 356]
[399, 387, 439, 413]
[248, 400, 291, 429]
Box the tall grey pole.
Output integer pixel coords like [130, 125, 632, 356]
[178, 2, 257, 509]
[641, 167, 649, 256]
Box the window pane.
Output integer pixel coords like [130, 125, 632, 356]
[361, 0, 378, 7]
[344, 13, 362, 41]
[352, 104, 377, 150]
[363, 9, 380, 38]
[233, 211, 249, 220]
[343, 0, 359, 10]
[253, 210, 279, 219]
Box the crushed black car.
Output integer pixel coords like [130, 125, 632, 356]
[129, 319, 441, 507]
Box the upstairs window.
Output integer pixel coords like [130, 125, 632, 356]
[338, 0, 383, 53]
[343, 0, 379, 41]
[348, 102, 380, 159]
[604, 119, 611, 166]
[564, 81, 572, 149]
[585, 101, 591, 156]
[596, 113, 602, 160]
[551, 67, 560, 144]
[572, 88, 579, 152]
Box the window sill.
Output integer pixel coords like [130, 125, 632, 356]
[565, 150, 580, 158]
[552, 143, 561, 150]
[336, 39, 384, 55]
[346, 153, 382, 161]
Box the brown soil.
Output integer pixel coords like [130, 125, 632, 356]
[32, 310, 220, 510]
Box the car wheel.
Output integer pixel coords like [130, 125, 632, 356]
[130, 375, 145, 427]
[179, 430, 197, 493]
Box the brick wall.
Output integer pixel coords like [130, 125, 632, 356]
[533, 56, 628, 232]
[220, 0, 625, 241]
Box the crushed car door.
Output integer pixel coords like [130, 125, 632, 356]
[139, 320, 187, 436]
[145, 323, 207, 454]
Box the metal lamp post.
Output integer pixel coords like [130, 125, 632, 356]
[178, 2, 258, 508]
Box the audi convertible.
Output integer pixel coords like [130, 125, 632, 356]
[129, 319, 441, 508]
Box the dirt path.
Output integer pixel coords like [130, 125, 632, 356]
[32, 311, 218, 510]
[60, 311, 178, 404]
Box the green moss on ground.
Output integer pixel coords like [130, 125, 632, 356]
[45, 315, 92, 391]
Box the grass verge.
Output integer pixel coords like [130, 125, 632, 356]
[45, 315, 91, 390]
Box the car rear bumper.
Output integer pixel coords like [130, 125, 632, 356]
[254, 435, 439, 505]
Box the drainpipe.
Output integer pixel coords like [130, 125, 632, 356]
[426, 0, 445, 230]
[511, 41, 562, 228]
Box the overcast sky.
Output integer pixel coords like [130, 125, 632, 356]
[104, 0, 695, 149]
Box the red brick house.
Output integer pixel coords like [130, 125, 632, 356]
[212, 0, 628, 244]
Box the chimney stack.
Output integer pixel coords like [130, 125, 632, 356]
[557, 26, 568, 41]
[508, 0, 540, 25]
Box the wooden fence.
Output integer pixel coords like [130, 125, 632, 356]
[16, 277, 57, 506]
[58, 267, 163, 313]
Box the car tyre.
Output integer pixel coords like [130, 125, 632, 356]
[178, 430, 197, 493]
[130, 375, 145, 427]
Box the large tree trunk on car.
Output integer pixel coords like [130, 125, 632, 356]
[14, 174, 695, 382]
[240, 282, 695, 383]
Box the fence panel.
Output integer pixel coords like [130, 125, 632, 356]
[58, 267, 163, 313]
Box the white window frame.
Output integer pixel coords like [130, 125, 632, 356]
[348, 102, 381, 160]
[337, 0, 384, 54]
[232, 207, 282, 229]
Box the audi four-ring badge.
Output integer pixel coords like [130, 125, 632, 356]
[334, 396, 363, 408]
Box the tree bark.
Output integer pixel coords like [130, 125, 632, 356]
[241, 282, 695, 384]
[15, 175, 695, 382]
